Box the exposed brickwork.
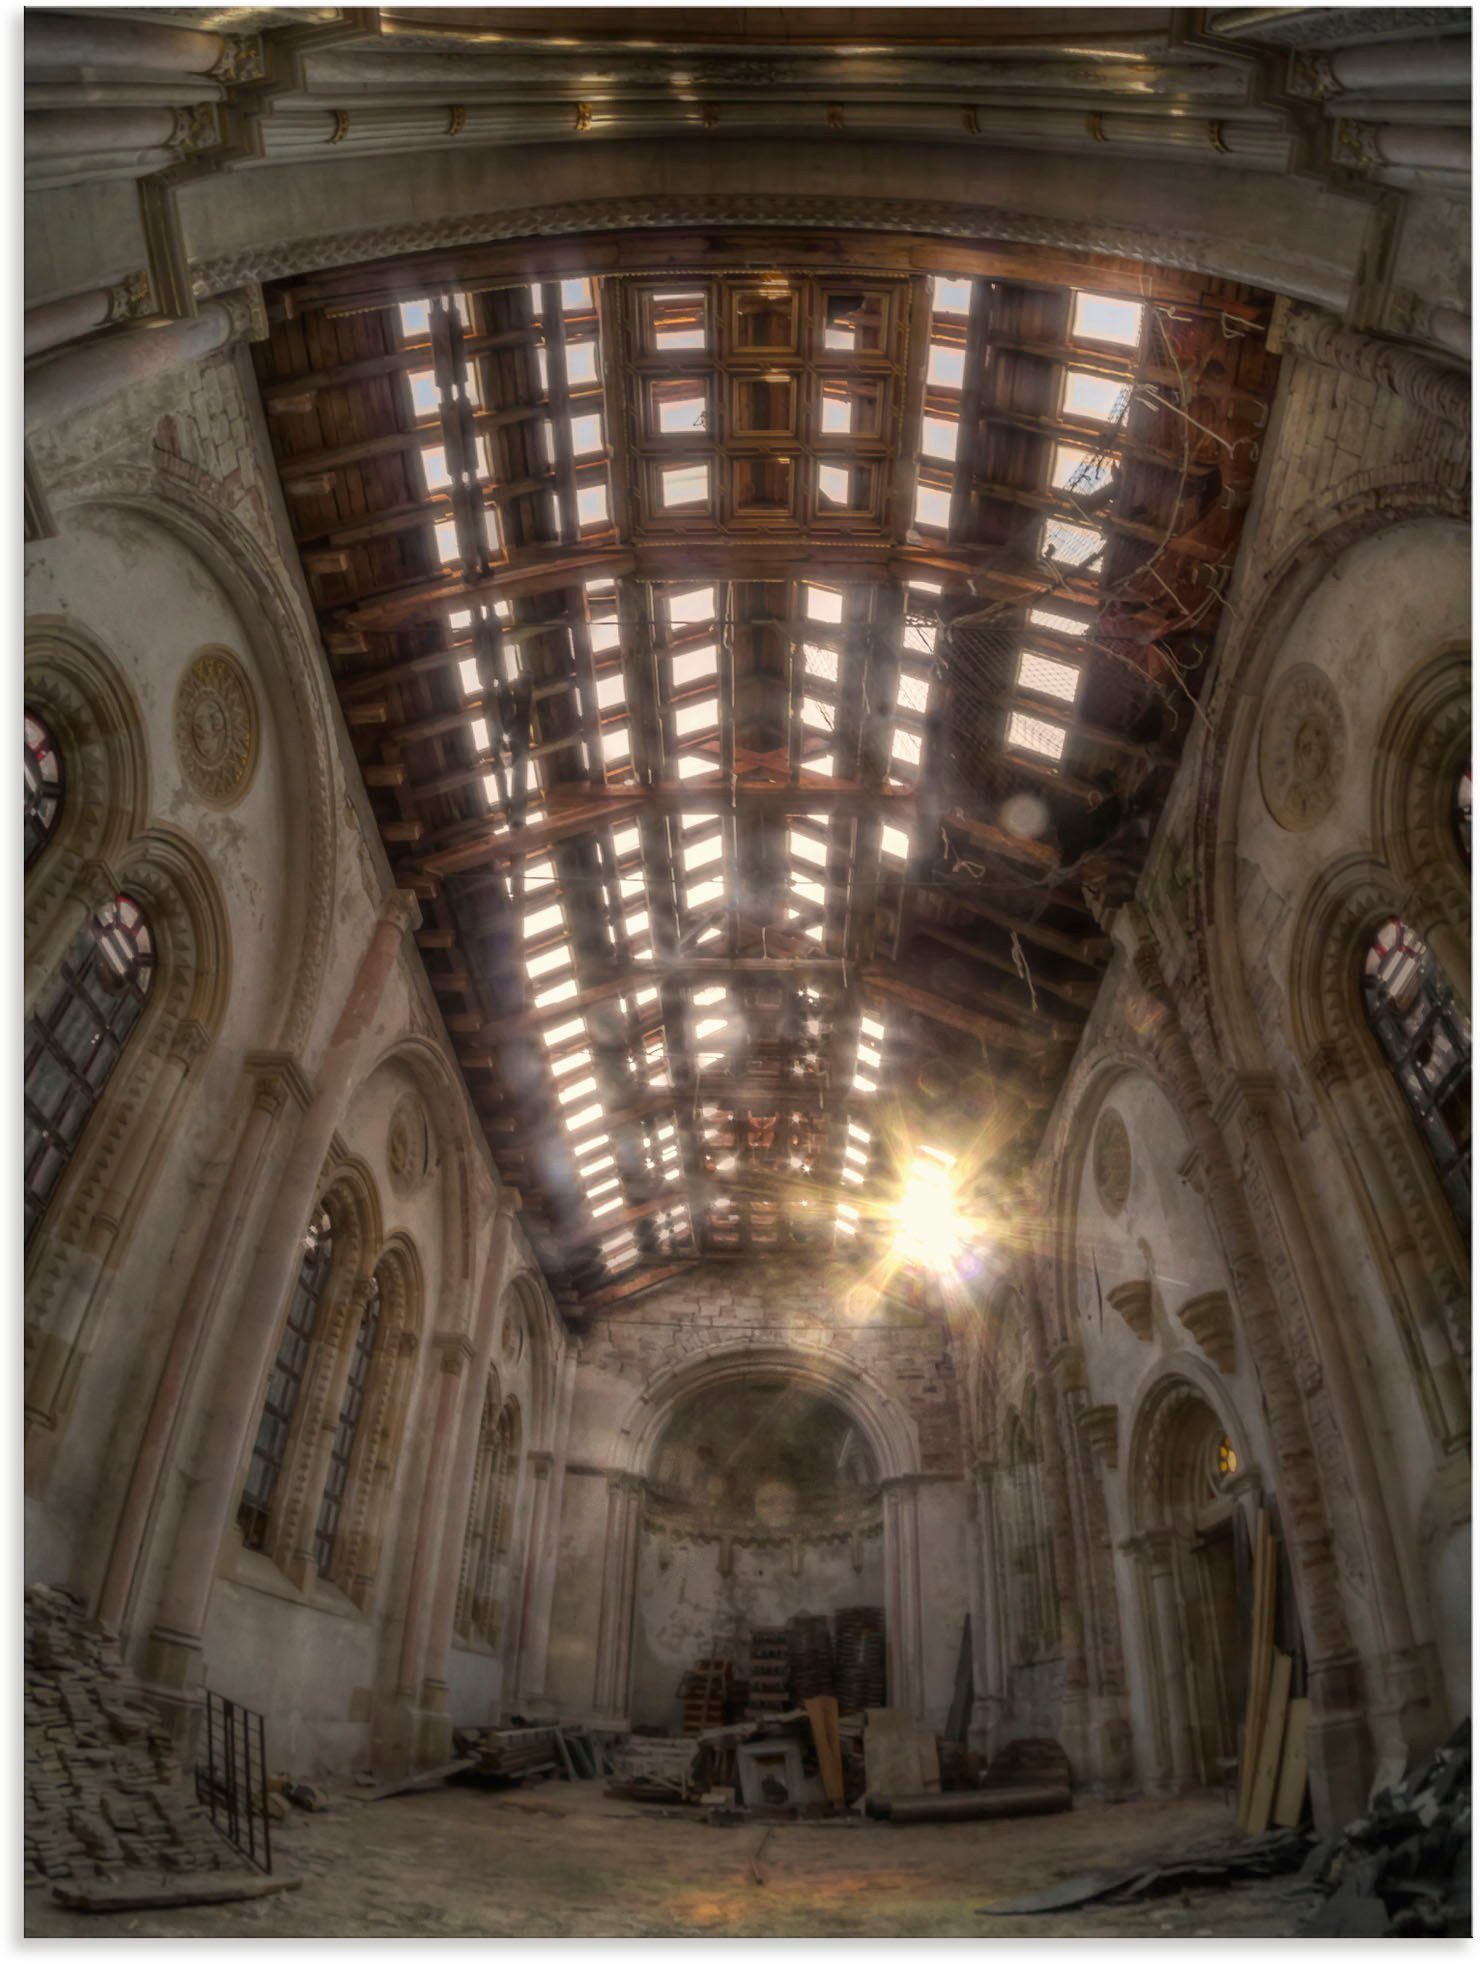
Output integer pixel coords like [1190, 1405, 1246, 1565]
[580, 1258, 965, 1477]
[25, 1585, 242, 1887]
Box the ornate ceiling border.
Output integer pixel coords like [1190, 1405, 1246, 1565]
[189, 190, 1215, 298]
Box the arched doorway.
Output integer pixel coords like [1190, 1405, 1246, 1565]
[1127, 1375, 1258, 1789]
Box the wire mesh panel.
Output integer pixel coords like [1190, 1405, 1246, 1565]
[194, 1689, 272, 1873]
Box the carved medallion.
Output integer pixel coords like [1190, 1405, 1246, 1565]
[500, 1301, 525, 1366]
[1092, 1108, 1132, 1215]
[386, 1092, 430, 1196]
[174, 649, 257, 808]
[1259, 663, 1346, 832]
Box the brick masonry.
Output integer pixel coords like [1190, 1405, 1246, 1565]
[580, 1257, 966, 1476]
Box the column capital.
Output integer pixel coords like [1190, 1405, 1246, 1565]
[245, 1049, 315, 1117]
[431, 1331, 474, 1375]
[379, 886, 423, 936]
[493, 1187, 522, 1221]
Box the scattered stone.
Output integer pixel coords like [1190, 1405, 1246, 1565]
[1299, 1719, 1470, 1937]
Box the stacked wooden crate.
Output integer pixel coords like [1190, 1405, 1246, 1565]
[747, 1629, 792, 1715]
[678, 1658, 730, 1736]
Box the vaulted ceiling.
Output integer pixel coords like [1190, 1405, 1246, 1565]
[252, 222, 1279, 1312]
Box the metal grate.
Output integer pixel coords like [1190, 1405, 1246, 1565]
[194, 1689, 272, 1874]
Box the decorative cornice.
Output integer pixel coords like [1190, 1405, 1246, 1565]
[189, 191, 1217, 302]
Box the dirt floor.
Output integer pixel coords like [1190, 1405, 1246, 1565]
[25, 1779, 1317, 1939]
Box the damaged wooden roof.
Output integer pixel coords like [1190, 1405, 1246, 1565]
[252, 225, 1279, 1310]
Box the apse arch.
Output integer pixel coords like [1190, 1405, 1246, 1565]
[617, 1340, 922, 1485]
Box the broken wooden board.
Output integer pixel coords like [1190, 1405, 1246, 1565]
[51, 1874, 302, 1913]
[1246, 1649, 1293, 1836]
[361, 1756, 478, 1801]
[863, 1707, 929, 1800]
[804, 1695, 844, 1804]
[1273, 1696, 1310, 1828]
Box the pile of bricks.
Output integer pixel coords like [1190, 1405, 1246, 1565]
[24, 1583, 238, 1886]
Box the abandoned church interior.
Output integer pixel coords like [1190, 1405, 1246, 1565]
[21, 2, 1473, 1939]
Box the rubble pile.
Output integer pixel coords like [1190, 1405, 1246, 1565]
[1302, 1721, 1471, 1937]
[24, 1584, 237, 1887]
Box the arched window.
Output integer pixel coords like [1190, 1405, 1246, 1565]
[24, 894, 154, 1243]
[1363, 917, 1471, 1224]
[238, 1207, 334, 1552]
[313, 1267, 383, 1578]
[455, 1391, 521, 1647]
[1000, 1400, 1057, 1667]
[1455, 765, 1471, 865]
[24, 710, 62, 867]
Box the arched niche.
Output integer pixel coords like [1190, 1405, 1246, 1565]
[591, 1343, 923, 1726]
[1123, 1368, 1263, 1792]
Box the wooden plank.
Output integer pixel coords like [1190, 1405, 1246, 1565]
[1237, 1509, 1271, 1827]
[52, 1874, 303, 1912]
[805, 1695, 845, 1805]
[1246, 1649, 1292, 1837]
[1272, 1696, 1311, 1829]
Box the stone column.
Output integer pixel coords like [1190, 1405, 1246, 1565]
[95, 1055, 307, 1635]
[1111, 903, 1370, 1827]
[25, 13, 232, 75]
[1333, 119, 1470, 175]
[1273, 302, 1470, 430]
[1142, 1531, 1198, 1787]
[410, 1192, 522, 1762]
[1013, 1259, 1092, 1778]
[24, 290, 260, 437]
[970, 1461, 1008, 1755]
[145, 890, 418, 1703]
[591, 1474, 643, 1720]
[881, 1477, 925, 1718]
[514, 1344, 576, 1709]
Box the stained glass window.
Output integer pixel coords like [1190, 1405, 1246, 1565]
[24, 895, 153, 1242]
[24, 711, 61, 866]
[1363, 917, 1471, 1225]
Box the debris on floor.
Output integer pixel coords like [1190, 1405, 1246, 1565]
[24, 1583, 250, 1889]
[450, 1723, 564, 1784]
[1300, 1719, 1471, 1938]
[977, 1825, 1312, 1915]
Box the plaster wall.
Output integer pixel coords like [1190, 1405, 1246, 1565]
[630, 1528, 886, 1733]
[23, 339, 562, 1779]
[1068, 1067, 1278, 1786]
